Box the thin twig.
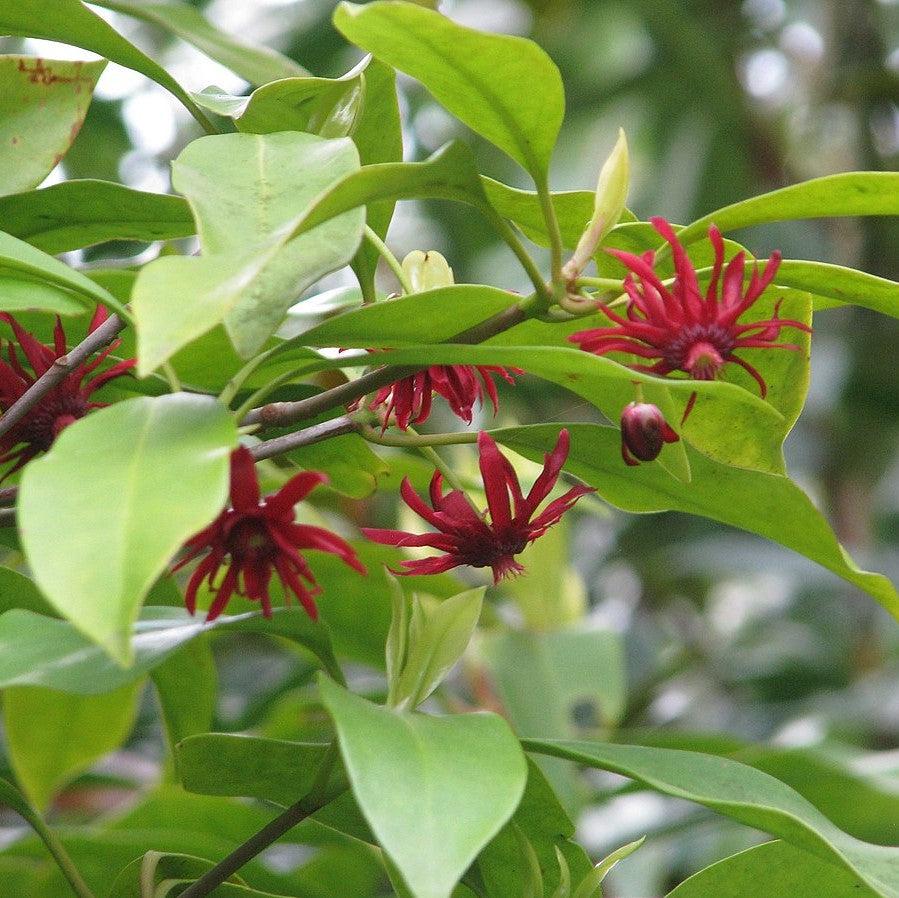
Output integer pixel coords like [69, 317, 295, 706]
[0, 314, 126, 443]
[250, 416, 360, 461]
[240, 301, 530, 430]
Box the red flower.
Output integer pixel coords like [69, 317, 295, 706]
[362, 429, 593, 583]
[620, 402, 679, 466]
[358, 363, 521, 431]
[0, 308, 135, 479]
[570, 217, 811, 418]
[173, 447, 366, 621]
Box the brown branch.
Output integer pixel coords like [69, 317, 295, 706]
[0, 313, 126, 443]
[240, 301, 529, 430]
[250, 416, 359, 461]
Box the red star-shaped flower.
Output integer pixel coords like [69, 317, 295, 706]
[173, 447, 366, 621]
[570, 217, 811, 418]
[358, 363, 521, 432]
[362, 429, 593, 583]
[0, 308, 135, 480]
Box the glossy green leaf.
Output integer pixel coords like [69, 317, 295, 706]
[666, 841, 879, 898]
[193, 61, 364, 135]
[494, 423, 899, 618]
[0, 180, 194, 253]
[300, 285, 518, 348]
[334, 1, 565, 177]
[392, 587, 484, 710]
[0, 276, 86, 315]
[0, 56, 105, 195]
[0, 606, 342, 694]
[0, 0, 214, 131]
[94, 0, 305, 87]
[525, 740, 899, 898]
[776, 260, 899, 319]
[18, 394, 237, 664]
[287, 141, 490, 241]
[176, 734, 332, 806]
[677, 172, 899, 246]
[0, 230, 123, 313]
[4, 682, 141, 811]
[133, 132, 364, 369]
[320, 676, 528, 898]
[331, 343, 784, 475]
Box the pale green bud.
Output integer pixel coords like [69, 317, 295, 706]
[401, 249, 455, 292]
[563, 128, 630, 280]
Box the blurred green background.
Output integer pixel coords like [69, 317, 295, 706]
[2, 1, 898, 895]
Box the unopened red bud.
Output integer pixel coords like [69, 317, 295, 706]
[620, 402, 679, 466]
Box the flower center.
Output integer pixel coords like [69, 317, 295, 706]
[683, 340, 725, 380]
[15, 390, 89, 452]
[662, 324, 734, 380]
[461, 529, 528, 569]
[227, 518, 277, 564]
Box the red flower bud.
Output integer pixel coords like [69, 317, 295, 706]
[620, 402, 679, 466]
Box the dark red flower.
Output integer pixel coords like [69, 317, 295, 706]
[620, 402, 679, 466]
[0, 308, 135, 479]
[173, 447, 366, 621]
[569, 217, 811, 419]
[357, 363, 521, 431]
[362, 429, 593, 583]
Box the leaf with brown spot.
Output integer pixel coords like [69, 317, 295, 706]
[0, 56, 106, 196]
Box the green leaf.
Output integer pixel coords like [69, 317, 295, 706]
[0, 56, 106, 195]
[572, 837, 644, 898]
[525, 740, 899, 898]
[0, 180, 195, 254]
[285, 429, 388, 499]
[349, 59, 403, 295]
[193, 62, 364, 135]
[482, 179, 615, 249]
[176, 734, 333, 806]
[18, 394, 237, 664]
[776, 259, 899, 319]
[152, 639, 217, 747]
[300, 285, 518, 348]
[478, 760, 592, 898]
[665, 841, 879, 898]
[93, 0, 306, 87]
[494, 423, 899, 618]
[0, 230, 123, 314]
[332, 343, 784, 475]
[0, 605, 341, 698]
[133, 132, 364, 368]
[0, 566, 57, 617]
[4, 682, 141, 811]
[320, 676, 528, 898]
[0, 0, 214, 131]
[392, 587, 484, 710]
[677, 172, 899, 246]
[287, 141, 490, 241]
[334, 1, 565, 177]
